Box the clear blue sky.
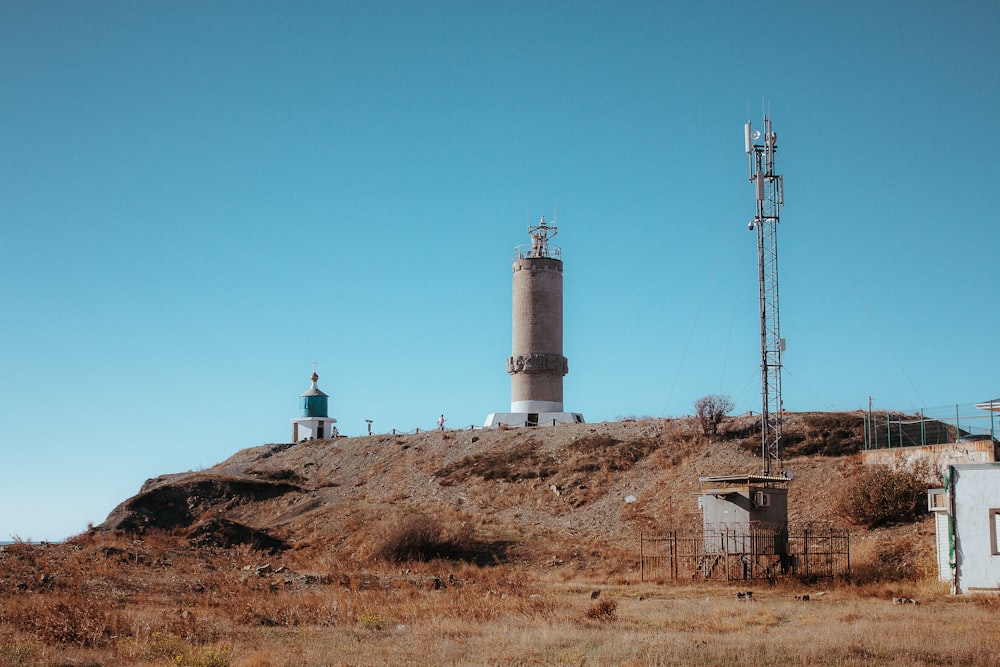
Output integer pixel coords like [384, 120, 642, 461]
[2, 1, 998, 541]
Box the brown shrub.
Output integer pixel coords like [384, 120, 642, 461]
[567, 435, 660, 471]
[374, 514, 474, 563]
[694, 394, 734, 436]
[566, 435, 622, 453]
[584, 598, 617, 621]
[435, 442, 556, 484]
[839, 463, 933, 529]
[0, 595, 132, 648]
[791, 413, 865, 457]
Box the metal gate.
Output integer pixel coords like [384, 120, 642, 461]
[640, 523, 849, 582]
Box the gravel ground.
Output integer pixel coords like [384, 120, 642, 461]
[100, 415, 880, 564]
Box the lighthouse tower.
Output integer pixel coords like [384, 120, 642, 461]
[485, 216, 584, 427]
[291, 367, 337, 442]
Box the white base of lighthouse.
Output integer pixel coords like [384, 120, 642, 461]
[483, 411, 585, 428]
[291, 417, 338, 442]
[510, 399, 565, 413]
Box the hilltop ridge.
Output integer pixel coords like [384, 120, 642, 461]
[97, 413, 869, 563]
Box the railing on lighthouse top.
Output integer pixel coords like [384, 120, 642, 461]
[513, 215, 562, 261]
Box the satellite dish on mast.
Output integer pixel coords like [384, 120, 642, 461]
[751, 130, 761, 141]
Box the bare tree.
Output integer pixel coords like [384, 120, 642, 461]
[694, 394, 735, 436]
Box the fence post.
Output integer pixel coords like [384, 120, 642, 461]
[992, 401, 996, 441]
[640, 534, 644, 582]
[869, 397, 876, 449]
[724, 529, 730, 582]
[846, 534, 851, 577]
[863, 410, 869, 450]
[804, 528, 809, 578]
[672, 533, 678, 581]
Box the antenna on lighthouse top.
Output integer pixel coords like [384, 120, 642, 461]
[527, 214, 558, 259]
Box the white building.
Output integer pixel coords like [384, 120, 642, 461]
[930, 463, 1000, 593]
[291, 369, 337, 442]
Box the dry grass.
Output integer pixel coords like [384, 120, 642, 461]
[2, 533, 999, 666]
[718, 411, 868, 458]
[5, 414, 986, 664]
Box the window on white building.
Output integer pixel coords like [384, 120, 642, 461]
[991, 509, 1000, 556]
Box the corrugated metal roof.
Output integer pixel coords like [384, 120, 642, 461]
[699, 474, 789, 484]
[698, 474, 790, 491]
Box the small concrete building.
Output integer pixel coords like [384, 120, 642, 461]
[931, 463, 1000, 593]
[698, 474, 790, 576]
[291, 369, 337, 442]
[700, 474, 790, 537]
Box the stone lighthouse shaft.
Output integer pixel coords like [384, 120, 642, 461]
[485, 216, 583, 427]
[509, 227, 568, 413]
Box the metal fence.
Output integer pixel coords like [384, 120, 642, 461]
[640, 523, 850, 582]
[864, 401, 999, 450]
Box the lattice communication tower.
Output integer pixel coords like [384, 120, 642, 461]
[745, 115, 785, 476]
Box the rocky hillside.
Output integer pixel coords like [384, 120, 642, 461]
[97, 412, 877, 564]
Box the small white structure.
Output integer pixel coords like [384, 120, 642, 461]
[485, 411, 585, 427]
[975, 397, 1000, 413]
[291, 369, 337, 442]
[932, 463, 1000, 593]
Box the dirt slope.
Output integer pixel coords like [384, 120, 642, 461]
[97, 413, 872, 563]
